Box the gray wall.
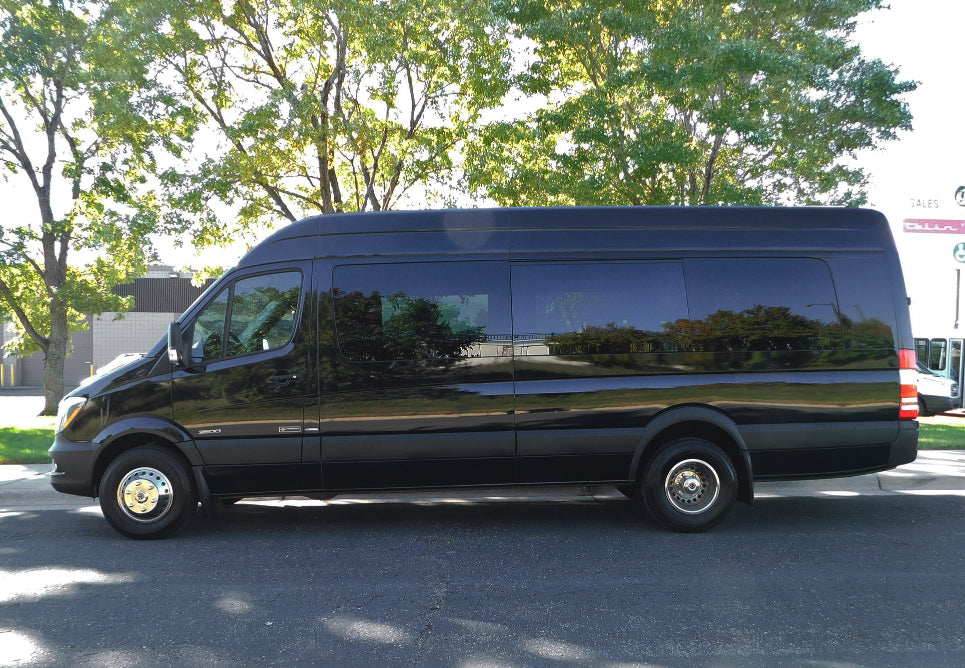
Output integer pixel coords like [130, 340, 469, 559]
[91, 312, 175, 368]
[18, 319, 94, 388]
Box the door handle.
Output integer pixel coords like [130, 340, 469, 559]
[268, 372, 299, 386]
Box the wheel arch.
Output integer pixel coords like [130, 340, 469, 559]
[91, 418, 201, 498]
[631, 405, 754, 505]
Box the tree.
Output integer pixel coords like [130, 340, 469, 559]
[114, 0, 510, 246]
[0, 0, 177, 414]
[466, 0, 916, 207]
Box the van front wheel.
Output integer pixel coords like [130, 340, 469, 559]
[99, 447, 196, 540]
[640, 438, 737, 532]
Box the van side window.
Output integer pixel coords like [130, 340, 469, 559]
[682, 258, 843, 351]
[228, 272, 302, 356]
[333, 262, 511, 361]
[189, 270, 302, 362]
[511, 262, 689, 355]
[191, 288, 230, 363]
[822, 257, 896, 350]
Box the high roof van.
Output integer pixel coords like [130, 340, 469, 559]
[49, 207, 919, 538]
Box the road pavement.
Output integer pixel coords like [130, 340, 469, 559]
[2, 454, 965, 667]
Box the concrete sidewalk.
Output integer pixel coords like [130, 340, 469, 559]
[3, 451, 964, 512]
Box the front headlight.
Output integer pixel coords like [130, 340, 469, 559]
[56, 396, 87, 434]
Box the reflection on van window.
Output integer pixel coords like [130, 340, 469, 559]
[682, 258, 844, 352]
[192, 288, 229, 362]
[513, 259, 847, 356]
[334, 262, 511, 361]
[190, 271, 302, 362]
[511, 262, 689, 355]
[228, 272, 301, 356]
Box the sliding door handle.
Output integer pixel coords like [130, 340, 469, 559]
[268, 372, 299, 386]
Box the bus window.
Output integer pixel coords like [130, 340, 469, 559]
[929, 338, 948, 371]
[952, 340, 963, 396]
[915, 338, 928, 365]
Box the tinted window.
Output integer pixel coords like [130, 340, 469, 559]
[682, 258, 843, 352]
[191, 288, 229, 363]
[189, 271, 302, 362]
[929, 338, 947, 371]
[227, 272, 301, 356]
[334, 262, 511, 361]
[511, 262, 689, 354]
[822, 256, 897, 350]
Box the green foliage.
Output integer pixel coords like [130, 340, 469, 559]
[466, 0, 915, 206]
[0, 0, 182, 411]
[111, 0, 510, 247]
[0, 264, 132, 356]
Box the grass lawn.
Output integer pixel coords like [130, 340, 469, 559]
[917, 421, 965, 450]
[0, 427, 55, 465]
[0, 421, 962, 466]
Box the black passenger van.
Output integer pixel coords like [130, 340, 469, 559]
[49, 207, 919, 538]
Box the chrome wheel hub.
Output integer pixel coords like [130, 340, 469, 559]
[117, 467, 173, 523]
[664, 459, 720, 514]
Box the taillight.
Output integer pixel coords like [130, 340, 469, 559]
[899, 349, 918, 420]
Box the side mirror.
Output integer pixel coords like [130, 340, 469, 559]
[167, 322, 186, 368]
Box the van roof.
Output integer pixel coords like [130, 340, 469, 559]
[237, 206, 893, 266]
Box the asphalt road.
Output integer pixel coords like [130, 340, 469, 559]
[2, 455, 964, 668]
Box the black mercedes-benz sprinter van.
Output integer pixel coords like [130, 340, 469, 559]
[49, 207, 919, 538]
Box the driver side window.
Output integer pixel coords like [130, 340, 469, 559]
[190, 270, 302, 363]
[191, 289, 229, 363]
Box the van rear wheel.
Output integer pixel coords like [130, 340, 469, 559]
[640, 438, 737, 532]
[99, 447, 196, 540]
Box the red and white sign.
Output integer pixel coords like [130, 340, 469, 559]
[903, 219, 965, 234]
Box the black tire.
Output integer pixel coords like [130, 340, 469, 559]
[639, 438, 737, 533]
[918, 397, 929, 417]
[99, 447, 197, 539]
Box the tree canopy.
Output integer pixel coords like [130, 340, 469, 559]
[0, 0, 917, 412]
[114, 0, 511, 247]
[0, 0, 183, 412]
[465, 0, 916, 207]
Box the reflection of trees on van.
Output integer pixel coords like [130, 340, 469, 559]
[547, 323, 673, 354]
[666, 305, 841, 352]
[544, 305, 844, 354]
[334, 290, 487, 361]
[840, 317, 894, 349]
[228, 285, 300, 356]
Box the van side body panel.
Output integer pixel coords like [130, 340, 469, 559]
[50, 207, 917, 512]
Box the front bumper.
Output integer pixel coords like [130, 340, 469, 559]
[48, 434, 98, 497]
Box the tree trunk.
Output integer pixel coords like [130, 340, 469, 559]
[40, 298, 68, 416]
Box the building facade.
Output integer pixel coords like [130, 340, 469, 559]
[1, 267, 214, 389]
